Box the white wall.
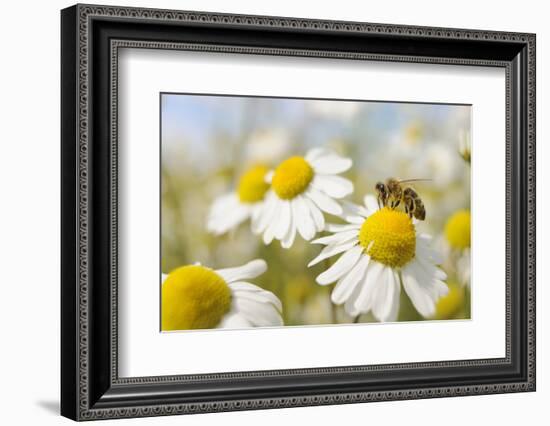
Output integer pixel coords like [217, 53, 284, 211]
[0, 0, 545, 424]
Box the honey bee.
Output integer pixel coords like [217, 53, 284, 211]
[375, 178, 429, 221]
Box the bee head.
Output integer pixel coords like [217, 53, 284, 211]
[375, 182, 386, 194]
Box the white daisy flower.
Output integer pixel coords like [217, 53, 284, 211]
[307, 100, 361, 121]
[244, 128, 293, 164]
[444, 209, 471, 286]
[162, 259, 283, 331]
[255, 148, 353, 248]
[207, 165, 270, 235]
[309, 195, 448, 321]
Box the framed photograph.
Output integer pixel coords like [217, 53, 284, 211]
[61, 4, 536, 421]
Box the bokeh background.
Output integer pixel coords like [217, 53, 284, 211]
[161, 94, 471, 326]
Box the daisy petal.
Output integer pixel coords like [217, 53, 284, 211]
[207, 193, 251, 235]
[311, 155, 352, 174]
[417, 234, 444, 265]
[229, 281, 283, 312]
[306, 187, 343, 216]
[263, 199, 283, 244]
[387, 269, 401, 322]
[308, 239, 359, 267]
[292, 196, 317, 241]
[216, 259, 267, 283]
[325, 223, 361, 233]
[352, 260, 385, 313]
[235, 291, 283, 313]
[344, 295, 361, 317]
[415, 250, 447, 282]
[312, 230, 359, 246]
[401, 261, 437, 318]
[331, 254, 370, 304]
[281, 215, 297, 249]
[341, 200, 368, 224]
[303, 196, 325, 232]
[209, 192, 237, 213]
[311, 175, 353, 199]
[232, 297, 283, 327]
[363, 194, 380, 214]
[457, 250, 471, 286]
[253, 192, 277, 234]
[274, 200, 291, 240]
[372, 266, 400, 322]
[250, 204, 263, 231]
[218, 312, 253, 329]
[316, 245, 363, 285]
[305, 147, 331, 163]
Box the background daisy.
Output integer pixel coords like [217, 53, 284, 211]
[444, 209, 471, 287]
[255, 148, 353, 248]
[207, 165, 270, 235]
[162, 259, 283, 330]
[309, 195, 448, 322]
[431, 281, 468, 320]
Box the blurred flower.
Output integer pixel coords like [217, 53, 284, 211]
[416, 143, 461, 188]
[404, 121, 425, 146]
[244, 128, 293, 164]
[309, 195, 448, 321]
[432, 281, 465, 320]
[458, 129, 471, 164]
[444, 209, 471, 286]
[445, 210, 470, 250]
[386, 126, 462, 191]
[255, 148, 353, 248]
[307, 100, 361, 121]
[207, 165, 270, 235]
[162, 259, 283, 330]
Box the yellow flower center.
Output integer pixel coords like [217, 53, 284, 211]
[434, 282, 465, 319]
[445, 210, 471, 250]
[359, 207, 416, 268]
[237, 165, 270, 203]
[271, 156, 314, 199]
[161, 265, 232, 331]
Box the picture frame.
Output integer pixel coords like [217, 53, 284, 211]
[61, 3, 536, 421]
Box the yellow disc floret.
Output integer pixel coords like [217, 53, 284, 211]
[237, 165, 270, 203]
[162, 265, 232, 331]
[445, 209, 471, 250]
[359, 207, 416, 268]
[271, 156, 314, 200]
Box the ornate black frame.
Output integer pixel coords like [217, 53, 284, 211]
[61, 3, 536, 421]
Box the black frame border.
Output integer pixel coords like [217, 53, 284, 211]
[61, 4, 535, 421]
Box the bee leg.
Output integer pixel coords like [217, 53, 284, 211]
[407, 202, 414, 219]
[393, 199, 401, 209]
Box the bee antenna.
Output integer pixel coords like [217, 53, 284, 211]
[398, 178, 432, 183]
